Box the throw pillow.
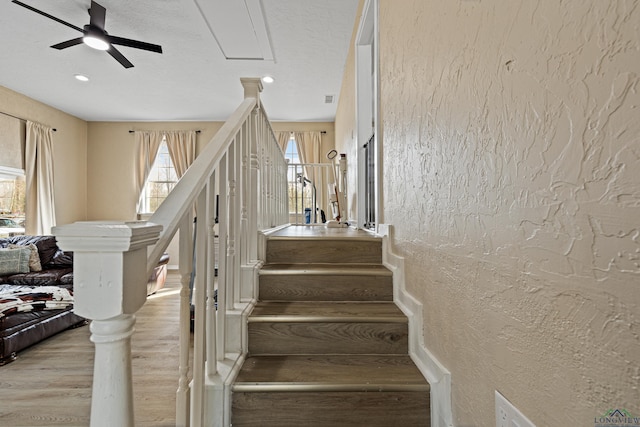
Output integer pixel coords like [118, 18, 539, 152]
[6, 235, 58, 266]
[0, 247, 31, 275]
[8, 243, 42, 272]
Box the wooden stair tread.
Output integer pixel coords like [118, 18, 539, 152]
[260, 264, 392, 276]
[249, 301, 406, 321]
[234, 355, 429, 391]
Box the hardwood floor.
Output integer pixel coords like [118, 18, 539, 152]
[0, 273, 184, 426]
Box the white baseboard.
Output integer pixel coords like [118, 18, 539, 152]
[378, 224, 453, 427]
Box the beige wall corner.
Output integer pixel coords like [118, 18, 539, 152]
[334, 0, 365, 223]
[0, 85, 88, 226]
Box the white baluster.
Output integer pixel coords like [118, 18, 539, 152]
[191, 187, 208, 427]
[217, 154, 228, 362]
[233, 134, 243, 303]
[238, 120, 252, 301]
[227, 140, 236, 308]
[206, 173, 217, 380]
[248, 109, 259, 262]
[177, 214, 193, 427]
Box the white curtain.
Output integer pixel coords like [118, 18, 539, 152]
[165, 131, 197, 178]
[134, 131, 164, 212]
[295, 131, 322, 173]
[275, 131, 291, 154]
[25, 121, 56, 235]
[295, 131, 322, 165]
[135, 130, 197, 212]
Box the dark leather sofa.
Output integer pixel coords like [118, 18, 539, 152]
[0, 235, 84, 365]
[0, 235, 170, 365]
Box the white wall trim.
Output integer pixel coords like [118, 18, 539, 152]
[378, 224, 453, 427]
[355, 0, 381, 229]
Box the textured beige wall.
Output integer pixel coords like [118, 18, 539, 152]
[373, 1, 639, 426]
[0, 85, 87, 226]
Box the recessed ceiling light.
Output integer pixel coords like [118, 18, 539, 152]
[74, 74, 90, 82]
[262, 76, 274, 84]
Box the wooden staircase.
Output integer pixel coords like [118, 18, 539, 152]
[231, 227, 430, 426]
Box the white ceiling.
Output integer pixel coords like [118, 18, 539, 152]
[0, 0, 359, 122]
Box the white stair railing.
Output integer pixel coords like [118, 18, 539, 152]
[53, 78, 289, 427]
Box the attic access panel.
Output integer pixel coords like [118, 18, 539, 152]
[195, 0, 274, 61]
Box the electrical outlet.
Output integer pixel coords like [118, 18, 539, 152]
[497, 405, 509, 427]
[495, 391, 536, 427]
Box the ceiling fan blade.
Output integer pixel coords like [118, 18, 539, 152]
[51, 38, 84, 50]
[107, 45, 134, 68]
[12, 0, 83, 33]
[88, 0, 106, 30]
[108, 36, 163, 54]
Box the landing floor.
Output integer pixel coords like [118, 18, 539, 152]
[270, 225, 378, 239]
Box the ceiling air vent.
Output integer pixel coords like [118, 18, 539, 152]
[324, 95, 335, 104]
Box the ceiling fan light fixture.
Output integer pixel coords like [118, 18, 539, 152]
[83, 34, 109, 50]
[13, 0, 163, 68]
[82, 25, 109, 50]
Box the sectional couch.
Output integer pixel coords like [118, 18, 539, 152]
[0, 235, 169, 365]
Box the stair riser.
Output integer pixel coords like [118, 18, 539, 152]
[266, 239, 382, 264]
[232, 391, 430, 427]
[248, 322, 408, 355]
[259, 275, 393, 301]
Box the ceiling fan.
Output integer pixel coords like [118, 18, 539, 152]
[12, 0, 163, 68]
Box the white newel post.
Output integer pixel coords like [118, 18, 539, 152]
[53, 221, 162, 427]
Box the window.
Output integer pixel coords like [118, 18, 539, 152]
[139, 139, 178, 214]
[285, 136, 313, 219]
[284, 137, 300, 164]
[0, 167, 26, 236]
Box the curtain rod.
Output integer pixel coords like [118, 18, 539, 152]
[0, 111, 57, 131]
[129, 130, 201, 134]
[282, 130, 327, 134]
